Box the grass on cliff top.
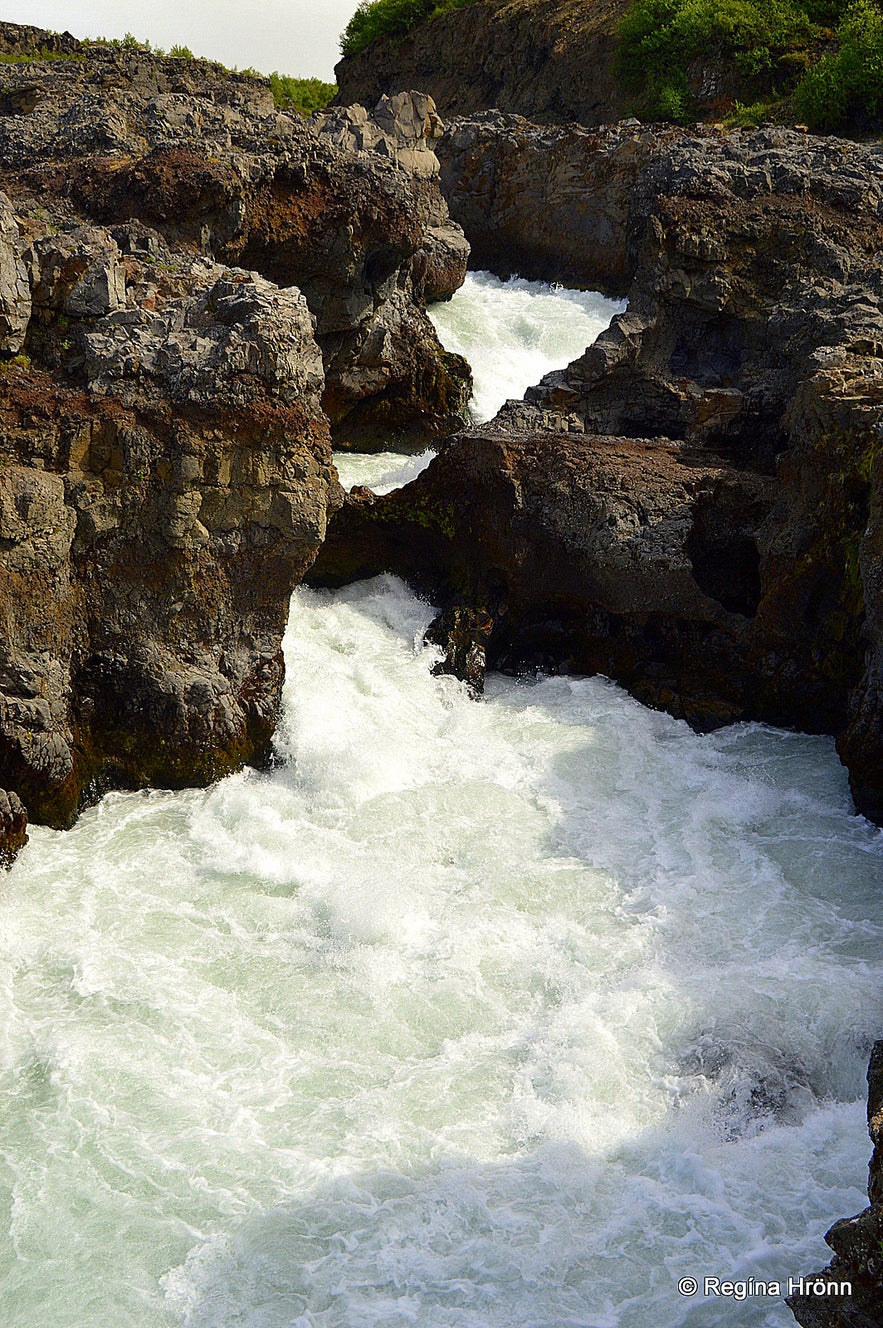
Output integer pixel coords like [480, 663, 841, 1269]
[341, 0, 478, 58]
[618, 0, 883, 132]
[0, 30, 335, 117]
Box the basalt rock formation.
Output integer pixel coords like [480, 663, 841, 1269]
[311, 122, 883, 823]
[0, 26, 471, 846]
[335, 0, 632, 129]
[787, 1043, 883, 1327]
[0, 24, 470, 446]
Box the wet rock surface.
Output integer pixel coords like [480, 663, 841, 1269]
[788, 1044, 883, 1328]
[313, 123, 883, 820]
[0, 26, 471, 827]
[0, 787, 27, 866]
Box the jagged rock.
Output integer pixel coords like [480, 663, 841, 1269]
[426, 605, 494, 694]
[0, 34, 469, 443]
[311, 90, 445, 179]
[0, 787, 27, 866]
[321, 285, 472, 449]
[788, 1044, 883, 1328]
[30, 226, 127, 317]
[81, 264, 324, 412]
[0, 190, 30, 351]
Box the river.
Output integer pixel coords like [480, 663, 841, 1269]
[1, 274, 882, 1328]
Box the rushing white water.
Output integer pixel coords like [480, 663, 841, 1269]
[334, 271, 625, 496]
[333, 447, 436, 496]
[2, 279, 882, 1328]
[428, 270, 625, 425]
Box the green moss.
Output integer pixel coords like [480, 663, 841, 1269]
[340, 0, 478, 58]
[0, 46, 84, 64]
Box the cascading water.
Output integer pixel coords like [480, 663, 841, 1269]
[1, 275, 881, 1328]
[334, 271, 625, 494]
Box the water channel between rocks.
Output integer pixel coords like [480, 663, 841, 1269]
[1, 273, 882, 1328]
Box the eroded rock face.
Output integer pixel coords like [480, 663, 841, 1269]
[334, 0, 631, 129]
[0, 28, 474, 826]
[787, 1044, 883, 1328]
[0, 35, 469, 444]
[0, 191, 30, 350]
[0, 266, 337, 826]
[309, 429, 776, 728]
[312, 123, 883, 819]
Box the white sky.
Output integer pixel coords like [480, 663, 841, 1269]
[0, 1, 359, 80]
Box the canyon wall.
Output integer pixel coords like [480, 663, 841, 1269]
[0, 27, 469, 836]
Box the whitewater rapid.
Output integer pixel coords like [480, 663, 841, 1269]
[334, 271, 625, 494]
[1, 275, 882, 1328]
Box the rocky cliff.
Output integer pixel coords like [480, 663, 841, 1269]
[335, 0, 631, 127]
[310, 120, 883, 824]
[0, 25, 470, 846]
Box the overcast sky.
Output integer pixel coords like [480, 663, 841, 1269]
[0, 1, 358, 80]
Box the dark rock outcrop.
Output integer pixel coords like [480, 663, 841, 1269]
[439, 112, 656, 289]
[0, 27, 471, 827]
[0, 253, 335, 827]
[0, 787, 27, 866]
[311, 122, 883, 819]
[0, 33, 470, 445]
[335, 0, 631, 129]
[788, 1044, 883, 1328]
[310, 429, 776, 728]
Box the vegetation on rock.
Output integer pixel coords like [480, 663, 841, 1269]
[341, 0, 477, 58]
[617, 0, 883, 131]
[269, 73, 336, 114]
[794, 0, 883, 128]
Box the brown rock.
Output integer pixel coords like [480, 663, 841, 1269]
[0, 787, 27, 866]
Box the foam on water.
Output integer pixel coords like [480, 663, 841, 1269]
[333, 449, 436, 495]
[2, 275, 882, 1328]
[428, 271, 626, 424]
[1, 575, 881, 1328]
[334, 271, 624, 496]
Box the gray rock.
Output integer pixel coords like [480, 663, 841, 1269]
[0, 191, 30, 351]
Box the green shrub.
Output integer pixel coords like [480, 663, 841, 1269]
[341, 0, 476, 58]
[617, 0, 853, 122]
[794, 0, 883, 128]
[269, 73, 336, 115]
[168, 44, 195, 59]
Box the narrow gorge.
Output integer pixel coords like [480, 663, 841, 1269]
[1, 12, 882, 1328]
